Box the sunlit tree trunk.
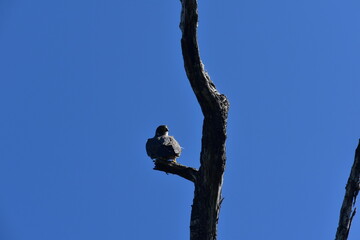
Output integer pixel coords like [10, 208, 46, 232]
[153, 0, 229, 239]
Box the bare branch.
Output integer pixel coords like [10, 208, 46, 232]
[153, 160, 198, 183]
[335, 139, 360, 240]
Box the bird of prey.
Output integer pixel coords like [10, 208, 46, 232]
[146, 125, 182, 162]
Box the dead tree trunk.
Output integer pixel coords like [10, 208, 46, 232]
[335, 140, 360, 240]
[153, 0, 230, 240]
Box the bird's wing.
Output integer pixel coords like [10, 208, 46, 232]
[169, 136, 182, 156]
[146, 138, 160, 159]
[147, 136, 182, 160]
[161, 136, 182, 157]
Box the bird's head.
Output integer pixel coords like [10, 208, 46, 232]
[155, 125, 169, 137]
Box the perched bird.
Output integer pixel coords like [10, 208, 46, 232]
[146, 125, 182, 162]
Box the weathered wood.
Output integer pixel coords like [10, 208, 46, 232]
[153, 160, 198, 183]
[180, 1, 229, 239]
[153, 0, 229, 239]
[335, 140, 360, 240]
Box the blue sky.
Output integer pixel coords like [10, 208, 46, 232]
[0, 0, 360, 239]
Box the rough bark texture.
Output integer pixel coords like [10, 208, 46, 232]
[153, 0, 229, 239]
[335, 140, 360, 240]
[181, 0, 229, 239]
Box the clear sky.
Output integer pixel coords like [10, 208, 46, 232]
[0, 0, 359, 239]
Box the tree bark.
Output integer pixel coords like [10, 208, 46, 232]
[335, 140, 360, 240]
[153, 1, 229, 239]
[181, 0, 230, 239]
